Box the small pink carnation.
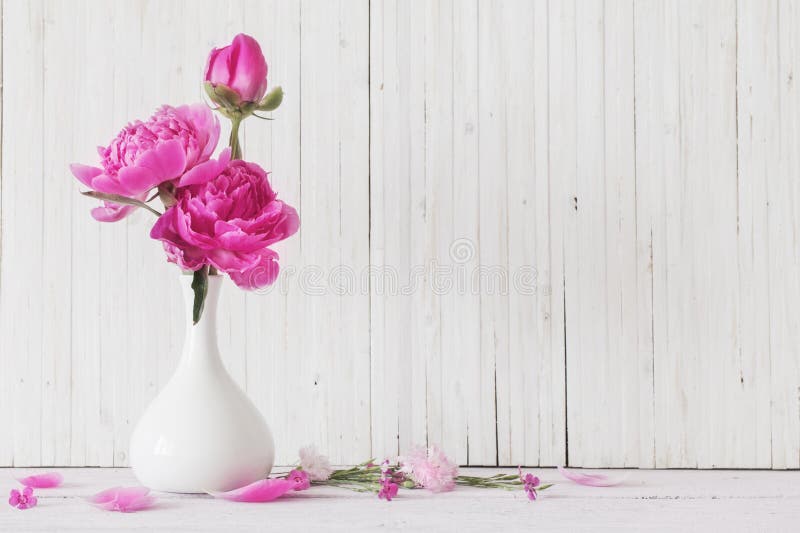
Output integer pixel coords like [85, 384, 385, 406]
[378, 478, 398, 501]
[518, 466, 541, 501]
[399, 445, 459, 493]
[9, 487, 37, 510]
[287, 469, 311, 491]
[298, 445, 333, 482]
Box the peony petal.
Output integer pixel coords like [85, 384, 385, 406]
[117, 165, 158, 195]
[88, 486, 156, 513]
[218, 147, 232, 166]
[70, 163, 103, 188]
[207, 248, 261, 274]
[267, 202, 300, 245]
[16, 472, 63, 488]
[557, 466, 628, 487]
[135, 139, 187, 181]
[149, 215, 176, 247]
[205, 46, 234, 88]
[228, 34, 269, 102]
[227, 249, 280, 290]
[175, 103, 221, 164]
[161, 241, 207, 271]
[177, 157, 225, 187]
[209, 478, 295, 503]
[91, 203, 136, 223]
[89, 486, 148, 505]
[89, 174, 132, 196]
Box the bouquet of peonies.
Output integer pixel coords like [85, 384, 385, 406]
[71, 34, 299, 322]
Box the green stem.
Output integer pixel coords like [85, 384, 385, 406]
[80, 190, 162, 217]
[318, 480, 379, 493]
[229, 117, 242, 160]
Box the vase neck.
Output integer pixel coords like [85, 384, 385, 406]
[179, 274, 224, 369]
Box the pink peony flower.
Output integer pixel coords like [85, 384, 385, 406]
[298, 445, 333, 482]
[205, 34, 269, 104]
[71, 103, 219, 222]
[149, 149, 299, 289]
[9, 487, 37, 510]
[287, 469, 311, 491]
[399, 445, 459, 493]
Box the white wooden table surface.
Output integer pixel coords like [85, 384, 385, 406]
[1, 468, 798, 532]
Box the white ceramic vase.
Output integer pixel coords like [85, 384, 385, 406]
[130, 275, 274, 493]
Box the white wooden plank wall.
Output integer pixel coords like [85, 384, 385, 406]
[0, 0, 798, 468]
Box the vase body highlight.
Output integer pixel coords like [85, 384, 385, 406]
[130, 275, 274, 493]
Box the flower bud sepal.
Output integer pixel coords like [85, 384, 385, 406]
[257, 86, 283, 112]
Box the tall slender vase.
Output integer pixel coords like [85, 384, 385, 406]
[130, 275, 274, 493]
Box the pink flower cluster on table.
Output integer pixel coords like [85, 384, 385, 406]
[5, 458, 626, 513]
[8, 472, 63, 510]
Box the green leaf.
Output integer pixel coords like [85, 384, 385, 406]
[81, 190, 162, 217]
[191, 266, 209, 325]
[256, 86, 283, 112]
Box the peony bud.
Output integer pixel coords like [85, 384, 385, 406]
[204, 33, 268, 105]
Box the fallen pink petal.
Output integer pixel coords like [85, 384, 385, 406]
[88, 486, 156, 512]
[15, 472, 64, 488]
[209, 478, 295, 502]
[557, 466, 628, 487]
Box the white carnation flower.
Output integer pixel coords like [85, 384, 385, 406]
[298, 445, 333, 481]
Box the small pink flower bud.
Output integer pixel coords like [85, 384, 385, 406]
[205, 34, 269, 105]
